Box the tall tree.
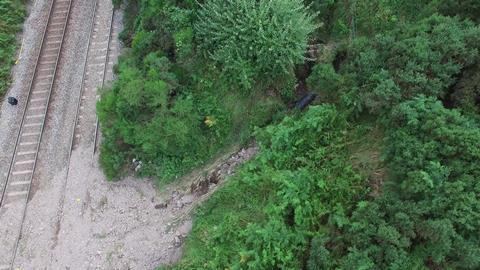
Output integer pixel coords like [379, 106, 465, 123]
[195, 0, 317, 90]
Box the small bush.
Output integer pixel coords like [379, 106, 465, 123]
[307, 63, 342, 100]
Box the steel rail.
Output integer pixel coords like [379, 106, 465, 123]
[65, 0, 98, 174]
[7, 0, 74, 267]
[51, 0, 98, 250]
[92, 7, 115, 158]
[0, 0, 56, 208]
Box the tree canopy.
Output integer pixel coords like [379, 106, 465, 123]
[337, 15, 480, 115]
[195, 0, 317, 90]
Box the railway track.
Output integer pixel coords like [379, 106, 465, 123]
[0, 0, 72, 268]
[60, 0, 118, 158]
[82, 3, 116, 156]
[54, 0, 118, 237]
[0, 0, 120, 266]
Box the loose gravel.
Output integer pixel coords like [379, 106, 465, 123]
[0, 0, 49, 202]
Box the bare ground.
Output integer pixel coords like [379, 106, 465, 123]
[16, 145, 190, 269]
[15, 143, 257, 269]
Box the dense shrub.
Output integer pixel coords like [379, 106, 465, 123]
[450, 63, 480, 115]
[331, 97, 480, 269]
[306, 63, 342, 101]
[162, 1, 480, 270]
[439, 0, 480, 23]
[164, 105, 366, 269]
[0, 0, 25, 96]
[306, 0, 442, 41]
[195, 0, 317, 90]
[99, 0, 292, 183]
[337, 15, 480, 115]
[98, 52, 235, 182]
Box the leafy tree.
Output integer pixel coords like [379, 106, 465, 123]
[439, 0, 480, 23]
[195, 0, 317, 90]
[351, 0, 440, 35]
[450, 63, 480, 115]
[307, 0, 441, 40]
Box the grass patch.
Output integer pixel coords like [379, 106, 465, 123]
[0, 0, 25, 96]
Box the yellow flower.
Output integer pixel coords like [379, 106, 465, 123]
[240, 253, 248, 263]
[204, 116, 216, 127]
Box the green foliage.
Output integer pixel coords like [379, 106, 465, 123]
[439, 0, 480, 23]
[450, 63, 480, 115]
[307, 236, 333, 270]
[307, 0, 480, 43]
[334, 97, 480, 269]
[106, 0, 480, 267]
[99, 0, 292, 183]
[337, 15, 480, 115]
[195, 0, 317, 90]
[165, 105, 366, 269]
[117, 0, 138, 45]
[307, 0, 441, 40]
[351, 0, 441, 35]
[160, 1, 480, 270]
[98, 52, 235, 182]
[0, 0, 25, 96]
[307, 63, 342, 101]
[99, 56, 285, 183]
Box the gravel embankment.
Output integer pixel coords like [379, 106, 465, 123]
[0, 0, 49, 203]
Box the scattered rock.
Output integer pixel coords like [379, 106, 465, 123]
[155, 202, 167, 209]
[181, 195, 193, 205]
[173, 234, 183, 247]
[190, 144, 259, 196]
[208, 170, 220, 184]
[175, 201, 184, 209]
